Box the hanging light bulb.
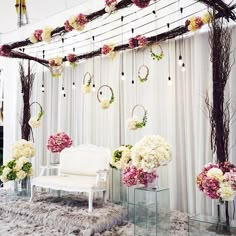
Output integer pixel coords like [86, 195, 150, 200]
[121, 72, 126, 81]
[72, 82, 76, 89]
[61, 86, 65, 95]
[181, 63, 186, 72]
[168, 76, 172, 86]
[178, 55, 183, 66]
[41, 84, 45, 93]
[92, 84, 96, 92]
[132, 80, 134, 84]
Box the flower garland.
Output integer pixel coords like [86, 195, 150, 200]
[12, 139, 36, 160]
[196, 162, 236, 200]
[185, 12, 211, 32]
[129, 35, 147, 48]
[97, 85, 115, 109]
[66, 13, 88, 32]
[122, 163, 157, 187]
[101, 44, 115, 57]
[28, 102, 44, 129]
[138, 65, 149, 83]
[67, 54, 77, 67]
[0, 157, 33, 183]
[49, 56, 63, 78]
[29, 27, 53, 44]
[127, 105, 147, 130]
[110, 144, 133, 169]
[105, 0, 118, 14]
[47, 132, 73, 153]
[131, 135, 172, 172]
[82, 72, 93, 94]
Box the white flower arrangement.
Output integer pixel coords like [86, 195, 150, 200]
[28, 102, 44, 129]
[128, 105, 147, 130]
[12, 139, 36, 160]
[110, 144, 133, 169]
[97, 85, 115, 109]
[82, 84, 92, 93]
[0, 157, 33, 183]
[131, 135, 172, 172]
[82, 72, 93, 94]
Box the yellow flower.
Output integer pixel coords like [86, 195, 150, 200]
[42, 26, 53, 43]
[202, 12, 211, 24]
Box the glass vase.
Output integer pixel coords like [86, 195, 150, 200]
[216, 199, 230, 233]
[14, 177, 31, 197]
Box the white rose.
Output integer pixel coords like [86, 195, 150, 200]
[16, 170, 27, 180]
[29, 34, 38, 44]
[0, 175, 8, 183]
[42, 26, 53, 43]
[29, 116, 41, 128]
[2, 167, 11, 176]
[207, 168, 224, 181]
[82, 84, 92, 93]
[14, 160, 24, 171]
[100, 98, 110, 109]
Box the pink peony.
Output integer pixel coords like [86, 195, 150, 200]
[195, 17, 203, 29]
[136, 35, 147, 46]
[34, 29, 43, 41]
[49, 59, 56, 67]
[101, 44, 112, 55]
[47, 132, 73, 153]
[129, 37, 139, 48]
[122, 163, 157, 187]
[67, 53, 77, 63]
[131, 0, 151, 8]
[76, 13, 88, 26]
[64, 20, 73, 32]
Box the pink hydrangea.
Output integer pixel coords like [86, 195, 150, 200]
[105, 0, 116, 6]
[47, 132, 73, 153]
[64, 20, 73, 32]
[225, 172, 236, 191]
[136, 35, 147, 46]
[101, 44, 113, 55]
[131, 0, 151, 8]
[76, 13, 88, 26]
[195, 17, 203, 29]
[0, 45, 11, 57]
[34, 29, 43, 41]
[129, 37, 139, 48]
[67, 54, 77, 63]
[122, 163, 157, 187]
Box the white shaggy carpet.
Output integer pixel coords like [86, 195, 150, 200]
[0, 189, 233, 236]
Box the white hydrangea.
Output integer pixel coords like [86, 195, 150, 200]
[131, 135, 172, 172]
[12, 139, 35, 159]
[82, 84, 92, 94]
[219, 182, 234, 201]
[14, 159, 24, 171]
[207, 168, 224, 181]
[127, 115, 142, 130]
[16, 170, 27, 180]
[28, 116, 41, 128]
[41, 26, 53, 43]
[100, 98, 110, 109]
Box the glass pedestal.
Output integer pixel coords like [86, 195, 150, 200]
[189, 214, 236, 235]
[134, 187, 170, 236]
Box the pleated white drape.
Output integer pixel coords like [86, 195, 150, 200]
[2, 26, 236, 216]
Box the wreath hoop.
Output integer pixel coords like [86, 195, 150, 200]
[131, 104, 146, 119]
[83, 72, 93, 86]
[150, 43, 164, 61]
[30, 102, 44, 121]
[97, 85, 115, 104]
[138, 65, 149, 83]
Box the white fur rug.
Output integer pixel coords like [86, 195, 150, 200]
[0, 189, 232, 236]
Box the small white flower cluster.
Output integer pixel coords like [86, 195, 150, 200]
[12, 139, 36, 160]
[82, 84, 92, 94]
[131, 135, 172, 172]
[100, 98, 110, 109]
[29, 116, 41, 128]
[127, 115, 143, 130]
[29, 27, 53, 44]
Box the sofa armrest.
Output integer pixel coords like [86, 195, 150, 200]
[39, 165, 60, 176]
[95, 169, 109, 186]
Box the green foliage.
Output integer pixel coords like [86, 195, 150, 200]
[7, 171, 17, 181]
[22, 162, 32, 173]
[7, 160, 16, 169]
[0, 165, 4, 176]
[135, 110, 148, 128]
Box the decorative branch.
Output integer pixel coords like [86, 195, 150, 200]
[196, 0, 236, 21]
[206, 16, 233, 163]
[19, 61, 35, 141]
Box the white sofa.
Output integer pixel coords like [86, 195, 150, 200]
[30, 145, 110, 212]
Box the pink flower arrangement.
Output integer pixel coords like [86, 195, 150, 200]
[67, 53, 77, 66]
[33, 29, 43, 41]
[122, 163, 157, 187]
[0, 45, 11, 57]
[131, 0, 151, 8]
[47, 132, 73, 153]
[129, 35, 147, 48]
[64, 20, 73, 32]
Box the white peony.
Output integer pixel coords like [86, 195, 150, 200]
[219, 182, 235, 201]
[29, 34, 38, 44]
[28, 116, 41, 128]
[42, 26, 53, 43]
[100, 98, 110, 109]
[127, 116, 142, 130]
[131, 135, 172, 172]
[207, 168, 224, 181]
[82, 84, 92, 93]
[16, 170, 27, 180]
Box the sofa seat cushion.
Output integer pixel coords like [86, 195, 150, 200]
[32, 175, 106, 191]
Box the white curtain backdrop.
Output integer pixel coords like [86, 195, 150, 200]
[1, 0, 236, 216]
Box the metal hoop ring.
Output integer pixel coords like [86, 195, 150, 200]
[150, 43, 164, 60]
[138, 65, 149, 82]
[83, 72, 93, 85]
[97, 85, 114, 103]
[131, 104, 146, 119]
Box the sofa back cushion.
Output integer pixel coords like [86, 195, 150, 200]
[60, 145, 110, 176]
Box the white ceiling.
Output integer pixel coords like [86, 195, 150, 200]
[0, 0, 87, 34]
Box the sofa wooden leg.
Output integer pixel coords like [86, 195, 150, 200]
[29, 185, 34, 202]
[57, 190, 61, 198]
[102, 190, 107, 204]
[88, 192, 93, 213]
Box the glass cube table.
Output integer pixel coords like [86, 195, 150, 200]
[134, 187, 170, 236]
[188, 214, 236, 235]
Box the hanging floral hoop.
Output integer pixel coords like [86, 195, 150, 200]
[82, 72, 93, 94]
[49, 56, 63, 78]
[127, 104, 147, 130]
[97, 85, 115, 109]
[28, 102, 44, 129]
[138, 65, 149, 83]
[150, 43, 164, 61]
